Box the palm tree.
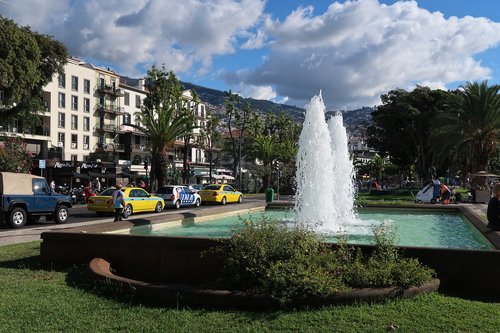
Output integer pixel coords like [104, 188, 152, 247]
[431, 81, 500, 180]
[132, 65, 197, 192]
[248, 135, 277, 189]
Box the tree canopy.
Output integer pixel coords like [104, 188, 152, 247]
[430, 81, 500, 175]
[134, 65, 197, 191]
[0, 17, 68, 128]
[366, 86, 448, 180]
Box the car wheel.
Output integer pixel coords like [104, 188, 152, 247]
[195, 198, 201, 207]
[124, 204, 133, 216]
[154, 201, 163, 213]
[175, 200, 181, 209]
[9, 207, 27, 228]
[55, 205, 69, 224]
[221, 197, 226, 205]
[238, 195, 243, 203]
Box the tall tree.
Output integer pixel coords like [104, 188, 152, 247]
[223, 91, 253, 188]
[178, 90, 199, 183]
[430, 81, 500, 176]
[133, 65, 197, 192]
[0, 135, 33, 173]
[367, 86, 448, 180]
[0, 17, 67, 129]
[199, 113, 222, 184]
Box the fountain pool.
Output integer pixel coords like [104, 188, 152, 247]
[123, 208, 493, 250]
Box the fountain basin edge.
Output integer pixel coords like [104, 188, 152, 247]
[89, 257, 440, 309]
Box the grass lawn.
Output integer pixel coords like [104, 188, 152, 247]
[0, 242, 499, 332]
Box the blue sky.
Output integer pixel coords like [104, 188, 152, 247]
[2, 0, 500, 110]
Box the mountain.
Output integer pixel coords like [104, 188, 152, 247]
[183, 82, 373, 134]
[182, 82, 306, 121]
[121, 76, 372, 131]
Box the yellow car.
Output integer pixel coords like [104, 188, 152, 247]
[87, 187, 164, 216]
[198, 184, 243, 205]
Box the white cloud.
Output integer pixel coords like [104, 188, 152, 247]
[235, 0, 500, 109]
[6, 0, 265, 77]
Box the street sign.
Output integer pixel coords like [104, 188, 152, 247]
[39, 160, 46, 169]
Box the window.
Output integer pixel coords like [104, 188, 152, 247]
[83, 135, 89, 150]
[134, 114, 141, 127]
[99, 75, 105, 89]
[71, 95, 78, 110]
[135, 135, 141, 145]
[33, 179, 50, 194]
[71, 155, 78, 162]
[124, 92, 130, 106]
[71, 76, 78, 91]
[58, 73, 66, 88]
[58, 113, 65, 128]
[83, 98, 90, 112]
[123, 113, 131, 124]
[99, 96, 105, 107]
[58, 132, 65, 147]
[135, 95, 141, 108]
[71, 134, 77, 149]
[58, 93, 65, 108]
[83, 117, 90, 131]
[84, 79, 90, 94]
[71, 115, 78, 130]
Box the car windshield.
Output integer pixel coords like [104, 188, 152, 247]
[98, 188, 115, 196]
[203, 185, 220, 190]
[156, 186, 174, 194]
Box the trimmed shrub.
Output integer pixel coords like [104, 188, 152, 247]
[210, 217, 434, 305]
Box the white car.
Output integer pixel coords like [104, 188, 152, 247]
[155, 185, 202, 209]
[415, 180, 440, 204]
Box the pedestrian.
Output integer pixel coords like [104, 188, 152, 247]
[140, 180, 146, 189]
[50, 179, 56, 192]
[487, 183, 500, 231]
[111, 183, 126, 222]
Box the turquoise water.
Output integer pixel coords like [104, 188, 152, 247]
[130, 209, 493, 250]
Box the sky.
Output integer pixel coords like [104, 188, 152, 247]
[2, 0, 500, 111]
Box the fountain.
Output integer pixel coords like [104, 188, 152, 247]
[294, 92, 359, 232]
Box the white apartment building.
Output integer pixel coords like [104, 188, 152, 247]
[43, 57, 98, 161]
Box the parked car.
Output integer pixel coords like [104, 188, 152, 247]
[198, 184, 243, 205]
[87, 187, 164, 216]
[155, 185, 202, 209]
[0, 172, 72, 228]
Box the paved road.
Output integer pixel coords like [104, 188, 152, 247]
[0, 197, 267, 246]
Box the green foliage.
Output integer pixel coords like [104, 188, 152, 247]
[0, 17, 67, 128]
[342, 225, 434, 289]
[211, 217, 345, 305]
[431, 81, 500, 175]
[367, 86, 448, 180]
[132, 64, 197, 191]
[0, 135, 33, 173]
[212, 217, 434, 305]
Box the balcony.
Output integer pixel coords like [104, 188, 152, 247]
[95, 84, 124, 97]
[95, 104, 125, 116]
[95, 142, 125, 152]
[94, 124, 116, 133]
[131, 144, 150, 153]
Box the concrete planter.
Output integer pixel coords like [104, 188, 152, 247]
[89, 257, 440, 309]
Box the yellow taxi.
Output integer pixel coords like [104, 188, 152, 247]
[198, 184, 243, 205]
[87, 187, 164, 216]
